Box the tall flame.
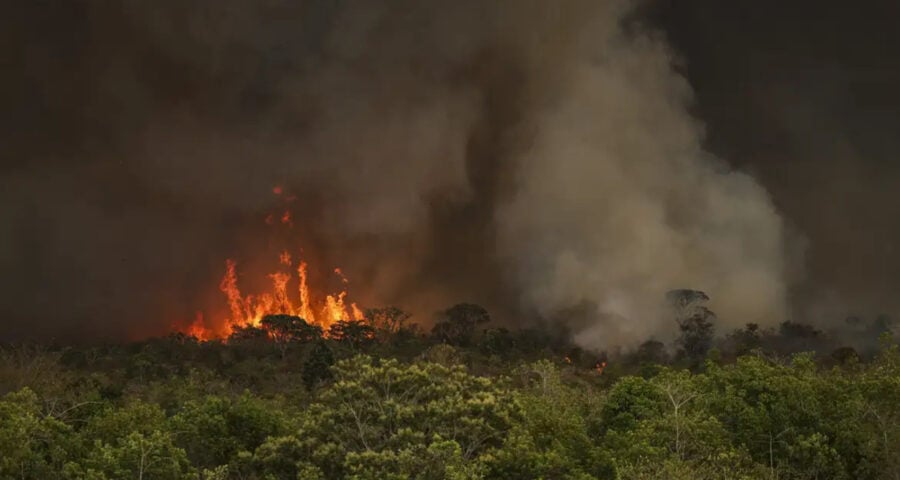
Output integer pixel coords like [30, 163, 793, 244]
[197, 251, 363, 340]
[297, 261, 316, 324]
[179, 185, 364, 340]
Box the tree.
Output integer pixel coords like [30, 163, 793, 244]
[858, 334, 900, 479]
[65, 431, 194, 480]
[632, 339, 669, 366]
[488, 361, 615, 479]
[725, 323, 764, 357]
[831, 346, 860, 365]
[260, 314, 323, 358]
[479, 328, 516, 357]
[302, 341, 335, 390]
[328, 320, 376, 351]
[170, 393, 285, 470]
[603, 370, 763, 479]
[227, 324, 268, 344]
[0, 388, 73, 479]
[666, 289, 711, 318]
[431, 303, 491, 347]
[365, 307, 412, 335]
[255, 355, 520, 479]
[667, 289, 716, 364]
[699, 353, 870, 480]
[775, 321, 827, 355]
[66, 401, 193, 480]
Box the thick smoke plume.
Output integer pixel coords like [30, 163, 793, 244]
[1, 0, 790, 345]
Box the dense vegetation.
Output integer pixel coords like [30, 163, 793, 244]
[1, 298, 898, 479]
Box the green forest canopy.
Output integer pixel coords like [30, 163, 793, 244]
[0, 302, 898, 480]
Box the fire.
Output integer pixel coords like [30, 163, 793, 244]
[184, 312, 213, 341]
[178, 185, 366, 340]
[297, 261, 315, 323]
[351, 303, 365, 321]
[191, 252, 364, 340]
[595, 360, 607, 375]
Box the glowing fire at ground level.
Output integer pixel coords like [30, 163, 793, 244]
[182, 250, 364, 341]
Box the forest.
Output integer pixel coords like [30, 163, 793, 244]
[1, 296, 898, 480]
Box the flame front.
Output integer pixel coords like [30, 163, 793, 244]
[179, 185, 365, 340]
[198, 251, 364, 339]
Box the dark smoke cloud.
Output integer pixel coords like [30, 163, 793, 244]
[6, 0, 886, 345]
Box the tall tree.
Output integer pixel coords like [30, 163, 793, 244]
[667, 289, 716, 364]
[431, 303, 491, 347]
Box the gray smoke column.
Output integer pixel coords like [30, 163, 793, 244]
[0, 0, 792, 344]
[291, 0, 790, 345]
[492, 4, 790, 346]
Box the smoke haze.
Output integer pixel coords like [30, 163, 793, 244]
[5, 0, 889, 345]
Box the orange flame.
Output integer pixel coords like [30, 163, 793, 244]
[183, 251, 364, 340]
[297, 261, 316, 324]
[220, 259, 245, 330]
[351, 303, 365, 321]
[178, 185, 365, 340]
[184, 312, 212, 341]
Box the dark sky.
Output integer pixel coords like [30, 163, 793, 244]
[646, 0, 900, 321]
[2, 1, 899, 341]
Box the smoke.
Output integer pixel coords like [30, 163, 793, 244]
[0, 0, 791, 345]
[490, 7, 788, 345]
[646, 0, 900, 327]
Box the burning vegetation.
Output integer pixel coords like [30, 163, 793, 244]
[183, 253, 365, 341]
[181, 186, 366, 341]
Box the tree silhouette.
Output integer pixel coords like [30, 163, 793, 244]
[666, 289, 716, 364]
[431, 303, 491, 347]
[260, 314, 323, 358]
[302, 341, 335, 390]
[328, 320, 375, 351]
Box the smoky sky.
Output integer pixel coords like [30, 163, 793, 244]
[644, 0, 900, 324]
[1, 0, 897, 344]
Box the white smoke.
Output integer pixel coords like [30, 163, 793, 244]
[494, 17, 788, 345]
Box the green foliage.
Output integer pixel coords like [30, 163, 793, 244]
[0, 388, 73, 479]
[487, 361, 615, 479]
[170, 393, 286, 469]
[254, 355, 520, 478]
[62, 400, 193, 479]
[1, 327, 899, 479]
[64, 431, 193, 480]
[302, 340, 336, 390]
